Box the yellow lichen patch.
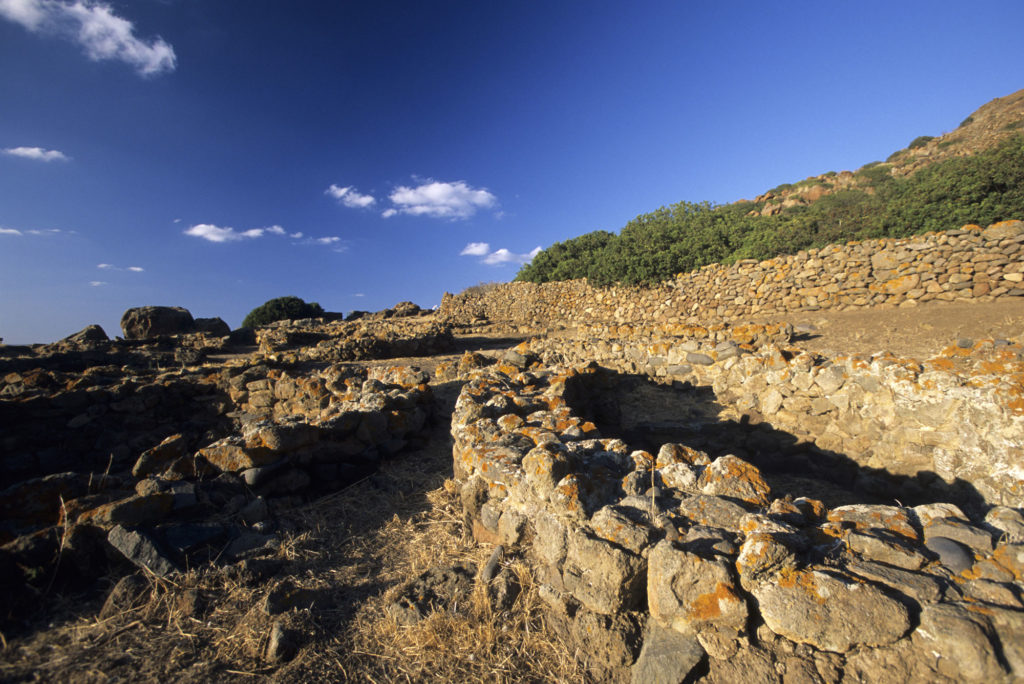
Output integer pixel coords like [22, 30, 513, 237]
[687, 582, 741, 621]
[545, 396, 566, 411]
[992, 545, 1024, 580]
[776, 569, 826, 605]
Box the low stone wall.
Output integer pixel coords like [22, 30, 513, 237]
[450, 356, 1024, 682]
[522, 328, 1024, 510]
[0, 354, 434, 622]
[256, 317, 454, 362]
[439, 221, 1024, 328]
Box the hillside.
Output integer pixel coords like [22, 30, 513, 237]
[516, 89, 1024, 286]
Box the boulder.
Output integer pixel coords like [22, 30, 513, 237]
[631, 621, 705, 684]
[648, 541, 747, 657]
[120, 306, 196, 339]
[751, 568, 910, 652]
[61, 324, 109, 344]
[193, 317, 231, 337]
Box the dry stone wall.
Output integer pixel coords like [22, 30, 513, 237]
[439, 220, 1024, 328]
[450, 354, 1024, 682]
[0, 321, 438, 625]
[522, 327, 1024, 510]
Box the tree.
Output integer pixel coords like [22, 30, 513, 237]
[241, 296, 325, 328]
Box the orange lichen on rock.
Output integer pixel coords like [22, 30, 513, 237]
[687, 581, 742, 621]
[776, 568, 826, 605]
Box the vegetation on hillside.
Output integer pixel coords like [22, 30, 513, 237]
[242, 295, 325, 328]
[516, 134, 1024, 286]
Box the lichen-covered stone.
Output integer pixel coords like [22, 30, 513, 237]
[563, 528, 645, 615]
[752, 568, 910, 652]
[648, 541, 747, 655]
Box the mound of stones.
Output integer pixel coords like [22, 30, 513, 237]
[121, 305, 230, 340]
[0, 314, 436, 629]
[255, 317, 454, 362]
[451, 355, 1024, 682]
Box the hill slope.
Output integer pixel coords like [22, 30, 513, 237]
[516, 89, 1024, 287]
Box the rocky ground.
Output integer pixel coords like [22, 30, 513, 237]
[0, 298, 1022, 682]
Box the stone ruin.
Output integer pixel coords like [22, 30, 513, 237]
[2, 222, 1024, 681]
[449, 324, 1024, 682]
[0, 306, 447, 624]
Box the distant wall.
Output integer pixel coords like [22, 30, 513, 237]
[440, 221, 1024, 327]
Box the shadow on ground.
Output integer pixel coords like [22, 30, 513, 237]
[563, 367, 988, 512]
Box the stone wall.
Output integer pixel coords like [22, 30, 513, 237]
[526, 331, 1024, 509]
[439, 220, 1024, 328]
[450, 353, 1024, 682]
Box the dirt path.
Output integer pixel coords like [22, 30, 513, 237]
[747, 298, 1024, 359]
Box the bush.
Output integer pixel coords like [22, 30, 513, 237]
[908, 135, 936, 149]
[241, 296, 325, 328]
[514, 134, 1024, 286]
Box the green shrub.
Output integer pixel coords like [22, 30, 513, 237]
[515, 134, 1024, 287]
[242, 296, 325, 328]
[908, 135, 936, 149]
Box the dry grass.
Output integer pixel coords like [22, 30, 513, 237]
[0, 384, 587, 683]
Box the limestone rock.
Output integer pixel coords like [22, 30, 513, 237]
[697, 455, 770, 505]
[911, 602, 1007, 681]
[631, 620, 705, 684]
[752, 568, 910, 652]
[677, 494, 749, 529]
[986, 506, 1024, 542]
[563, 528, 645, 615]
[648, 541, 748, 655]
[843, 558, 943, 603]
[982, 219, 1024, 241]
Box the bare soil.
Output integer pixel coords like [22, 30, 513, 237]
[748, 298, 1024, 359]
[1, 299, 1021, 681]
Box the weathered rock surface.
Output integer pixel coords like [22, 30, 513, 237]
[120, 306, 196, 339]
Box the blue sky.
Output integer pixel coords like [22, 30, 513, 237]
[1, 1, 1022, 343]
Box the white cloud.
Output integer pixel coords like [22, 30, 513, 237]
[352, 293, 365, 297]
[1, 226, 68, 236]
[98, 263, 144, 272]
[387, 180, 497, 220]
[461, 243, 542, 266]
[0, 0, 176, 76]
[381, 208, 398, 219]
[183, 224, 294, 243]
[326, 184, 376, 209]
[185, 222, 343, 250]
[460, 242, 490, 256]
[184, 223, 251, 243]
[89, 280, 106, 286]
[3, 146, 69, 161]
